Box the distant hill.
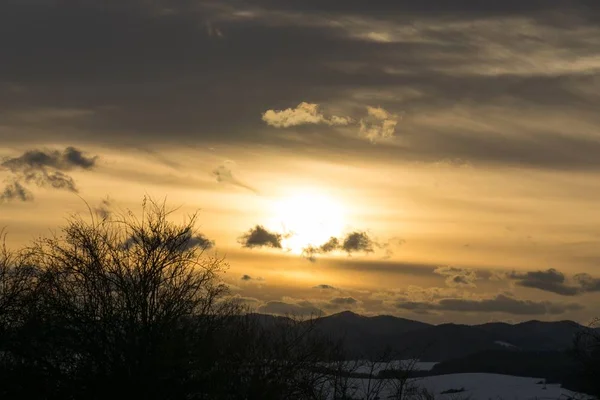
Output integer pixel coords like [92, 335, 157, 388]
[253, 311, 588, 361]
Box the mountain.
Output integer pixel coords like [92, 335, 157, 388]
[474, 320, 582, 351]
[274, 311, 588, 361]
[311, 311, 433, 358]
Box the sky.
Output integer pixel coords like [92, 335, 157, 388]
[2, 0, 600, 324]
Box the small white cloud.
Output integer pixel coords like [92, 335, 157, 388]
[262, 102, 352, 128]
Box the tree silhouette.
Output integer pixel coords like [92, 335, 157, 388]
[0, 199, 341, 400]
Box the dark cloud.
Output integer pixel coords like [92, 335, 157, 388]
[301, 232, 375, 261]
[0, 181, 33, 202]
[2, 1, 600, 171]
[329, 297, 358, 306]
[323, 296, 359, 310]
[257, 300, 323, 316]
[212, 162, 258, 194]
[320, 237, 341, 253]
[313, 284, 337, 290]
[94, 197, 113, 220]
[122, 228, 214, 252]
[243, 0, 595, 19]
[507, 269, 600, 296]
[342, 231, 375, 254]
[0, 147, 97, 201]
[397, 294, 584, 316]
[574, 273, 600, 292]
[434, 266, 478, 288]
[239, 225, 283, 249]
[183, 233, 215, 251]
[240, 274, 263, 282]
[1, 147, 96, 172]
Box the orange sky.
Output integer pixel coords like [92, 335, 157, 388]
[2, 1, 600, 323]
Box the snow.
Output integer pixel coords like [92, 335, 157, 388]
[494, 340, 518, 348]
[325, 359, 438, 375]
[345, 373, 594, 400]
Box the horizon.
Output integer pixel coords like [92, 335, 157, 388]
[3, 1, 600, 325]
[252, 309, 581, 327]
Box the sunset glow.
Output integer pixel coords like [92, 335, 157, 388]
[269, 190, 347, 254]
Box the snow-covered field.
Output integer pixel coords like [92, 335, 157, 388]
[343, 373, 594, 400]
[332, 360, 438, 375]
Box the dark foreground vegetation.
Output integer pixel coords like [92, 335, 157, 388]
[1, 199, 600, 399]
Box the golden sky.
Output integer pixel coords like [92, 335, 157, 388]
[2, 0, 600, 323]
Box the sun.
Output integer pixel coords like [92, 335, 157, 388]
[268, 189, 347, 254]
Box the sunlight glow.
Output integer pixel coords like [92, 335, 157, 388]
[268, 189, 347, 254]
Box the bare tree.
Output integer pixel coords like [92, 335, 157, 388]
[0, 199, 344, 400]
[1, 199, 236, 399]
[573, 318, 600, 397]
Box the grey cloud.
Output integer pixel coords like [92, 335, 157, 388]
[313, 284, 337, 290]
[212, 162, 258, 193]
[573, 273, 600, 292]
[342, 231, 375, 254]
[301, 232, 375, 261]
[329, 297, 358, 306]
[257, 300, 323, 316]
[239, 225, 283, 249]
[1, 147, 96, 172]
[122, 228, 214, 252]
[243, 0, 594, 19]
[94, 197, 113, 220]
[323, 296, 359, 310]
[241, 274, 263, 282]
[0, 147, 97, 201]
[397, 293, 584, 316]
[183, 233, 215, 251]
[434, 266, 479, 288]
[507, 268, 600, 296]
[0, 181, 33, 202]
[2, 1, 600, 171]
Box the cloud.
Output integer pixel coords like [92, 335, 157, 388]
[573, 273, 600, 292]
[262, 102, 352, 128]
[94, 197, 113, 220]
[239, 225, 284, 249]
[396, 293, 583, 316]
[227, 294, 261, 307]
[301, 232, 375, 261]
[329, 297, 358, 306]
[0, 147, 97, 202]
[2, 147, 96, 172]
[122, 228, 214, 252]
[183, 233, 215, 251]
[257, 300, 323, 317]
[434, 266, 479, 288]
[507, 269, 600, 296]
[0, 181, 33, 202]
[212, 161, 258, 193]
[241, 274, 264, 282]
[323, 296, 360, 311]
[359, 106, 399, 143]
[341, 231, 375, 254]
[313, 284, 337, 290]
